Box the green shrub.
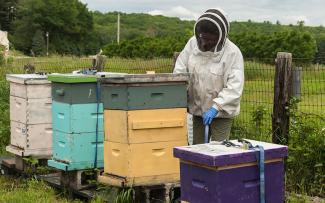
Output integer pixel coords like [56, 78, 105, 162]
[286, 98, 325, 196]
[0, 45, 5, 66]
[233, 100, 325, 197]
[0, 79, 10, 155]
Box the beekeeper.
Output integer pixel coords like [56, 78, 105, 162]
[174, 8, 244, 144]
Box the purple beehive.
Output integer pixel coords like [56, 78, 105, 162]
[174, 139, 288, 203]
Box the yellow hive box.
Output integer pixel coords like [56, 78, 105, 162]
[104, 108, 187, 143]
[101, 140, 187, 186]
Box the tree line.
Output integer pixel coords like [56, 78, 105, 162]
[0, 0, 323, 61]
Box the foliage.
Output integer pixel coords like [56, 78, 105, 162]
[232, 96, 325, 198]
[251, 105, 268, 137]
[286, 98, 325, 196]
[232, 105, 272, 143]
[31, 29, 46, 56]
[92, 11, 194, 45]
[0, 0, 18, 31]
[102, 21, 317, 60]
[315, 33, 325, 63]
[230, 29, 317, 61]
[11, 0, 95, 55]
[114, 188, 134, 203]
[286, 193, 325, 203]
[5, 1, 325, 59]
[0, 45, 5, 65]
[0, 75, 9, 155]
[103, 36, 190, 58]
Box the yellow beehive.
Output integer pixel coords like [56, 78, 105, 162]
[101, 140, 187, 186]
[104, 108, 188, 143]
[100, 108, 188, 186]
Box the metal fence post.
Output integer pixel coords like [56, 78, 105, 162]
[272, 52, 293, 144]
[291, 67, 302, 99]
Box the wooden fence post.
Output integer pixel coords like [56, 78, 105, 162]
[272, 52, 293, 144]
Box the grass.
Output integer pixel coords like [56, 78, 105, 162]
[0, 176, 322, 203]
[0, 176, 82, 203]
[286, 193, 325, 203]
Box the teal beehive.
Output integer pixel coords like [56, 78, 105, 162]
[99, 73, 189, 110]
[52, 101, 103, 133]
[48, 130, 104, 171]
[52, 82, 99, 104]
[48, 73, 104, 171]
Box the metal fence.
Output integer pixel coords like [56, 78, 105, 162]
[293, 58, 325, 121]
[1, 56, 324, 141]
[233, 57, 325, 142]
[1, 57, 174, 74]
[232, 59, 275, 141]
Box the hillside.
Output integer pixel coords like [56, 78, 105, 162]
[93, 11, 325, 43]
[93, 12, 324, 59]
[92, 11, 194, 45]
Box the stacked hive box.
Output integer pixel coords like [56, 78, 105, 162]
[6, 74, 52, 158]
[174, 140, 288, 203]
[98, 73, 189, 186]
[47, 74, 105, 171]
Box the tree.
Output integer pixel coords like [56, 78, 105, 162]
[12, 0, 95, 55]
[314, 33, 325, 63]
[297, 20, 305, 27]
[31, 29, 45, 56]
[0, 0, 18, 31]
[229, 28, 316, 60]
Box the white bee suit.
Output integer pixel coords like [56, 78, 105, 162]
[174, 36, 244, 118]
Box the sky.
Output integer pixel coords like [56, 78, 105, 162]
[80, 0, 324, 26]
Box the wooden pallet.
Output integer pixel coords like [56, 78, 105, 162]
[40, 173, 98, 200]
[0, 156, 16, 175]
[1, 156, 182, 202]
[98, 173, 181, 203]
[135, 183, 180, 203]
[1, 156, 48, 175]
[59, 169, 100, 191]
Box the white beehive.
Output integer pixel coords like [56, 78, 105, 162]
[10, 96, 52, 124]
[6, 121, 53, 157]
[6, 74, 53, 157]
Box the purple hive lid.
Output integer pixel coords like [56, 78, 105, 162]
[174, 139, 288, 167]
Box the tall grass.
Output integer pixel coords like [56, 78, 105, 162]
[0, 176, 82, 203]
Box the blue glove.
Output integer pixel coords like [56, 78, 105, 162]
[202, 107, 218, 125]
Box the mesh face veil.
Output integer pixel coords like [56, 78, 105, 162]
[194, 8, 230, 52]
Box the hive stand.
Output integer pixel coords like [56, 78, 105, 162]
[60, 169, 101, 191]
